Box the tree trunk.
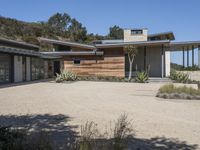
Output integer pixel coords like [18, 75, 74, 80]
[128, 62, 133, 81]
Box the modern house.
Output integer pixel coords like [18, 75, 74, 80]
[1, 28, 200, 84]
[40, 28, 200, 78]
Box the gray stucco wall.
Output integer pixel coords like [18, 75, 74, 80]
[125, 46, 165, 77]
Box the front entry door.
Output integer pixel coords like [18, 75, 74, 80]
[54, 61, 60, 76]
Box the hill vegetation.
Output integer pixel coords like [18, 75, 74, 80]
[0, 13, 123, 46]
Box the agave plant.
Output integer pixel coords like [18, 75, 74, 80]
[55, 70, 77, 83]
[169, 70, 189, 83]
[135, 71, 149, 83]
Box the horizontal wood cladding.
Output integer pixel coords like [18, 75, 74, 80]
[64, 56, 125, 77]
[63, 55, 104, 61]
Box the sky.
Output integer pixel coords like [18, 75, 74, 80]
[0, 0, 200, 65]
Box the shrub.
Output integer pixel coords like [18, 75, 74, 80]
[169, 70, 189, 83]
[157, 84, 200, 100]
[77, 122, 99, 150]
[0, 126, 26, 150]
[76, 114, 134, 150]
[113, 114, 133, 150]
[0, 126, 54, 150]
[78, 76, 126, 82]
[181, 65, 200, 71]
[56, 70, 77, 83]
[135, 72, 148, 83]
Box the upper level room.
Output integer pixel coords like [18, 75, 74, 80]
[92, 28, 175, 45]
[124, 28, 175, 42]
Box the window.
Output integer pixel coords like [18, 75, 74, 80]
[131, 30, 143, 35]
[31, 58, 44, 80]
[74, 59, 81, 65]
[0, 54, 11, 83]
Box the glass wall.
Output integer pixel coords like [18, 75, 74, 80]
[31, 57, 44, 80]
[0, 54, 11, 83]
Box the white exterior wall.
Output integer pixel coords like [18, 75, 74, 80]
[124, 29, 148, 42]
[165, 51, 170, 77]
[26, 57, 31, 81]
[14, 55, 23, 82]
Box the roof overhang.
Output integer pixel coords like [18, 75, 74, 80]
[39, 38, 95, 50]
[0, 46, 60, 59]
[41, 51, 104, 57]
[148, 32, 175, 40]
[0, 37, 39, 50]
[95, 40, 170, 48]
[169, 41, 200, 51]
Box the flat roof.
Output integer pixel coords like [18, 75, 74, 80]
[95, 40, 170, 48]
[0, 37, 39, 50]
[0, 46, 59, 59]
[148, 32, 175, 40]
[41, 51, 104, 56]
[169, 40, 200, 51]
[39, 38, 96, 50]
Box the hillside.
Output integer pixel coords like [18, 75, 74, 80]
[0, 13, 107, 46]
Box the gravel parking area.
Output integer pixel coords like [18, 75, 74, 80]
[0, 81, 199, 149]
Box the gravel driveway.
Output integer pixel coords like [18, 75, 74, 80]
[0, 81, 199, 149]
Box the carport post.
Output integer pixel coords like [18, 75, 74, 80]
[198, 46, 200, 68]
[192, 45, 194, 67]
[161, 45, 164, 78]
[182, 47, 185, 68]
[187, 47, 189, 67]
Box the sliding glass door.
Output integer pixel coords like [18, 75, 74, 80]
[0, 54, 11, 83]
[31, 57, 44, 80]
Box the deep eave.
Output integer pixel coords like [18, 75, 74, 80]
[41, 51, 104, 56]
[148, 32, 175, 41]
[39, 38, 96, 50]
[170, 41, 200, 51]
[0, 37, 39, 50]
[0, 46, 60, 59]
[95, 40, 170, 48]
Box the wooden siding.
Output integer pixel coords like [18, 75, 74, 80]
[64, 56, 125, 77]
[63, 48, 125, 77]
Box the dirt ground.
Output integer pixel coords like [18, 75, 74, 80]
[0, 81, 199, 149]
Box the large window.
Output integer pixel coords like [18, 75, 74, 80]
[131, 30, 143, 35]
[0, 54, 11, 83]
[31, 58, 44, 80]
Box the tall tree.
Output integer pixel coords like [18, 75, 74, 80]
[108, 25, 123, 39]
[68, 18, 87, 42]
[47, 13, 71, 32]
[124, 45, 138, 81]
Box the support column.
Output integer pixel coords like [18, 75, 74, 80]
[192, 45, 194, 67]
[144, 46, 147, 71]
[161, 45, 164, 78]
[182, 47, 185, 68]
[198, 46, 200, 68]
[187, 47, 189, 67]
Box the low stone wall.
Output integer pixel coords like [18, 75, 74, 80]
[179, 71, 200, 81]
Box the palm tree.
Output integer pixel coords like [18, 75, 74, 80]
[124, 45, 138, 81]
